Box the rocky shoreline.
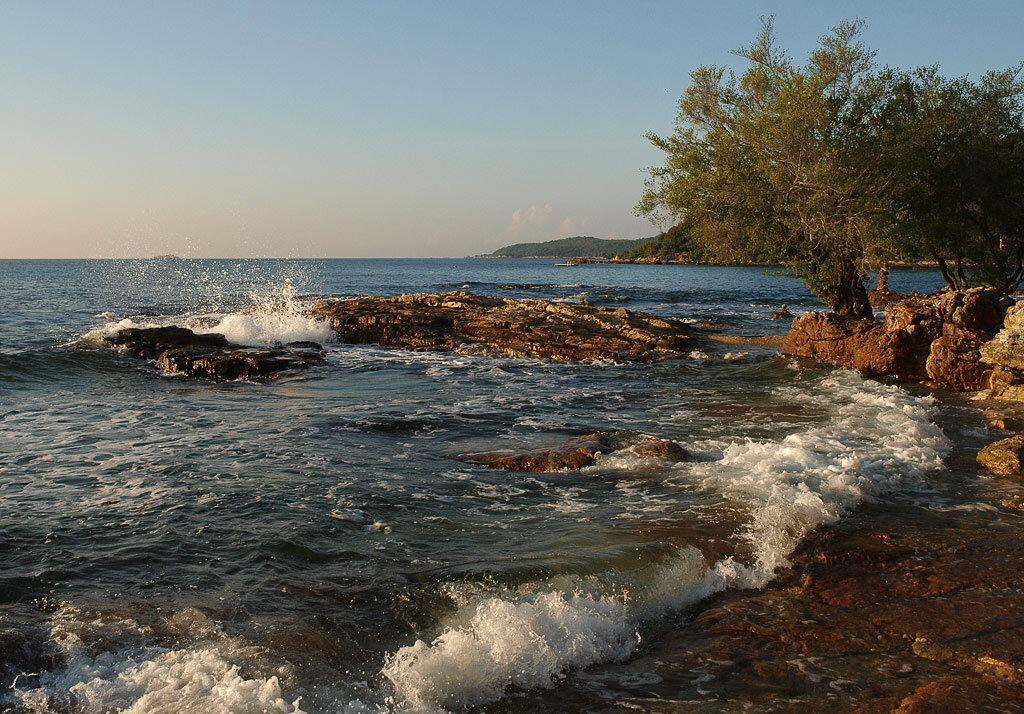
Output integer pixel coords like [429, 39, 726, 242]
[102, 291, 697, 380]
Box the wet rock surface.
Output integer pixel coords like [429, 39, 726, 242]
[105, 326, 326, 380]
[483, 493, 1024, 713]
[452, 433, 691, 473]
[977, 434, 1024, 476]
[309, 291, 694, 362]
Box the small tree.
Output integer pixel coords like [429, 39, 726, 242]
[638, 19, 896, 318]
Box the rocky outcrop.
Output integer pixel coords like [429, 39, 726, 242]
[977, 435, 1024, 476]
[783, 288, 1007, 387]
[309, 291, 693, 362]
[452, 433, 691, 473]
[105, 326, 325, 380]
[925, 324, 993, 392]
[980, 302, 1024, 400]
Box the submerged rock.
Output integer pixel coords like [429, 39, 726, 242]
[309, 291, 694, 362]
[452, 433, 691, 473]
[977, 435, 1024, 476]
[106, 326, 325, 380]
[768, 304, 791, 320]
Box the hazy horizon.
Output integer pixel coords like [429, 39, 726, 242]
[3, 0, 1022, 259]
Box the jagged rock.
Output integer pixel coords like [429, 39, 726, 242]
[926, 324, 993, 391]
[106, 326, 325, 380]
[309, 291, 693, 362]
[781, 312, 935, 379]
[783, 288, 1006, 385]
[107, 325, 229, 359]
[977, 435, 1024, 476]
[452, 433, 691, 473]
[153, 346, 325, 381]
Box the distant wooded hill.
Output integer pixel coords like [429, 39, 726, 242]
[489, 236, 654, 258]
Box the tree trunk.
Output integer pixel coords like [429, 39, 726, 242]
[829, 263, 873, 320]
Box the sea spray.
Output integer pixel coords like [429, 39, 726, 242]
[80, 280, 334, 349]
[381, 370, 950, 712]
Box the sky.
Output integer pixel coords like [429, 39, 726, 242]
[1, 1, 1022, 258]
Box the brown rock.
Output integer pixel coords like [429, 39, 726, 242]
[926, 324, 994, 391]
[626, 438, 691, 461]
[452, 433, 691, 472]
[769, 304, 792, 320]
[455, 434, 614, 473]
[781, 312, 935, 379]
[309, 291, 693, 362]
[106, 327, 325, 381]
[977, 435, 1024, 477]
[783, 289, 1007, 384]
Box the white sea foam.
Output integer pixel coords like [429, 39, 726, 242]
[12, 605, 307, 714]
[194, 283, 334, 347]
[381, 370, 950, 712]
[80, 282, 334, 349]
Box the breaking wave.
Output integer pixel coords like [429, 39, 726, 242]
[380, 370, 949, 711]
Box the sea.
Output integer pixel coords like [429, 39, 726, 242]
[0, 258, 996, 712]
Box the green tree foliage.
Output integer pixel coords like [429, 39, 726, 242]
[618, 223, 697, 260]
[638, 18, 892, 318]
[883, 66, 1024, 292]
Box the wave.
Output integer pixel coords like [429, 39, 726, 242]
[8, 605, 310, 714]
[380, 370, 950, 711]
[78, 282, 335, 350]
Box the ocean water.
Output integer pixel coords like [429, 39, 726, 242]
[0, 259, 961, 712]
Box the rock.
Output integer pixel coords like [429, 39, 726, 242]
[454, 433, 614, 472]
[868, 287, 907, 308]
[452, 433, 692, 472]
[106, 325, 228, 359]
[983, 407, 1023, 431]
[106, 327, 325, 380]
[781, 312, 935, 379]
[309, 291, 694, 362]
[783, 288, 1006, 384]
[769, 304, 792, 320]
[153, 346, 325, 381]
[977, 435, 1024, 476]
[978, 302, 1024, 401]
[626, 438, 691, 461]
[926, 324, 993, 391]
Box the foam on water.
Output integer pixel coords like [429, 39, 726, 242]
[11, 606, 309, 714]
[381, 370, 950, 712]
[194, 283, 334, 347]
[79, 282, 334, 349]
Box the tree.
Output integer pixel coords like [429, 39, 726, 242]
[884, 66, 1024, 292]
[637, 19, 896, 318]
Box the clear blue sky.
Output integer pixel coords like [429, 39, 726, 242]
[2, 0, 1021, 258]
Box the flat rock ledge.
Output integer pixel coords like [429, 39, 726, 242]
[308, 291, 693, 362]
[105, 326, 326, 381]
[452, 432, 692, 472]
